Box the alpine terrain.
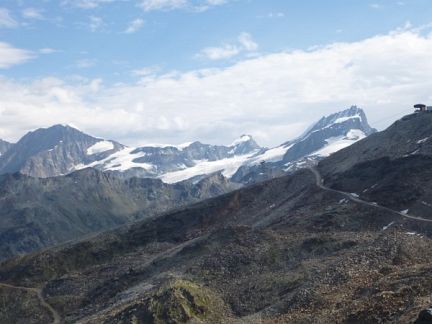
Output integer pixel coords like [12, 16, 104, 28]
[0, 106, 374, 185]
[0, 111, 432, 323]
[0, 107, 375, 263]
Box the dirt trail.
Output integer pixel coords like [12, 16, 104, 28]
[308, 167, 432, 223]
[0, 282, 61, 324]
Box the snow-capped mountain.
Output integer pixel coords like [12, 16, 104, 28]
[0, 125, 123, 177]
[231, 106, 376, 184]
[76, 134, 263, 181]
[0, 106, 375, 182]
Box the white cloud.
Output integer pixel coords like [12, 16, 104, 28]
[198, 32, 258, 60]
[1, 28, 432, 147]
[238, 33, 258, 51]
[62, 0, 117, 9]
[0, 42, 34, 68]
[89, 16, 105, 32]
[263, 12, 285, 19]
[0, 8, 18, 28]
[75, 58, 97, 68]
[139, 0, 187, 11]
[199, 44, 240, 60]
[62, 0, 227, 11]
[132, 66, 159, 76]
[125, 18, 144, 34]
[39, 48, 60, 54]
[22, 8, 44, 20]
[138, 0, 228, 12]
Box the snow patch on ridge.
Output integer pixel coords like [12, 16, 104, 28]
[78, 147, 154, 172]
[160, 152, 257, 184]
[309, 129, 366, 157]
[249, 144, 293, 165]
[86, 141, 115, 155]
[231, 135, 252, 147]
[333, 115, 361, 124]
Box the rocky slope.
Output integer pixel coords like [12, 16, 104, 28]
[0, 168, 237, 261]
[0, 139, 13, 156]
[0, 111, 431, 323]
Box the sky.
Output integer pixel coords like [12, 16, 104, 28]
[1, 0, 432, 147]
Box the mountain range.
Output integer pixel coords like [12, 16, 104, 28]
[0, 106, 376, 261]
[0, 110, 431, 323]
[0, 106, 375, 184]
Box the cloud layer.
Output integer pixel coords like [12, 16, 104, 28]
[0, 28, 431, 147]
[198, 32, 258, 60]
[0, 8, 18, 28]
[0, 42, 34, 68]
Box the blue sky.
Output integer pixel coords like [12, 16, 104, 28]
[1, 0, 432, 146]
[2, 0, 431, 81]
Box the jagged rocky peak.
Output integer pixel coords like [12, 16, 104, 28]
[0, 124, 122, 178]
[229, 134, 261, 155]
[279, 106, 376, 165]
[306, 105, 376, 137]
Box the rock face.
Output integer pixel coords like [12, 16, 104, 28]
[1, 111, 432, 323]
[0, 139, 13, 156]
[0, 125, 123, 178]
[0, 168, 238, 260]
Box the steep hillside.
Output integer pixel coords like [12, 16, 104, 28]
[1, 113, 432, 323]
[0, 168, 237, 260]
[0, 139, 13, 156]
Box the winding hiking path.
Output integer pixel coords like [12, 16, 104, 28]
[308, 167, 432, 223]
[0, 282, 61, 324]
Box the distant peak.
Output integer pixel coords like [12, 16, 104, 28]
[300, 106, 375, 141]
[229, 135, 260, 155]
[231, 135, 254, 147]
[50, 123, 82, 131]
